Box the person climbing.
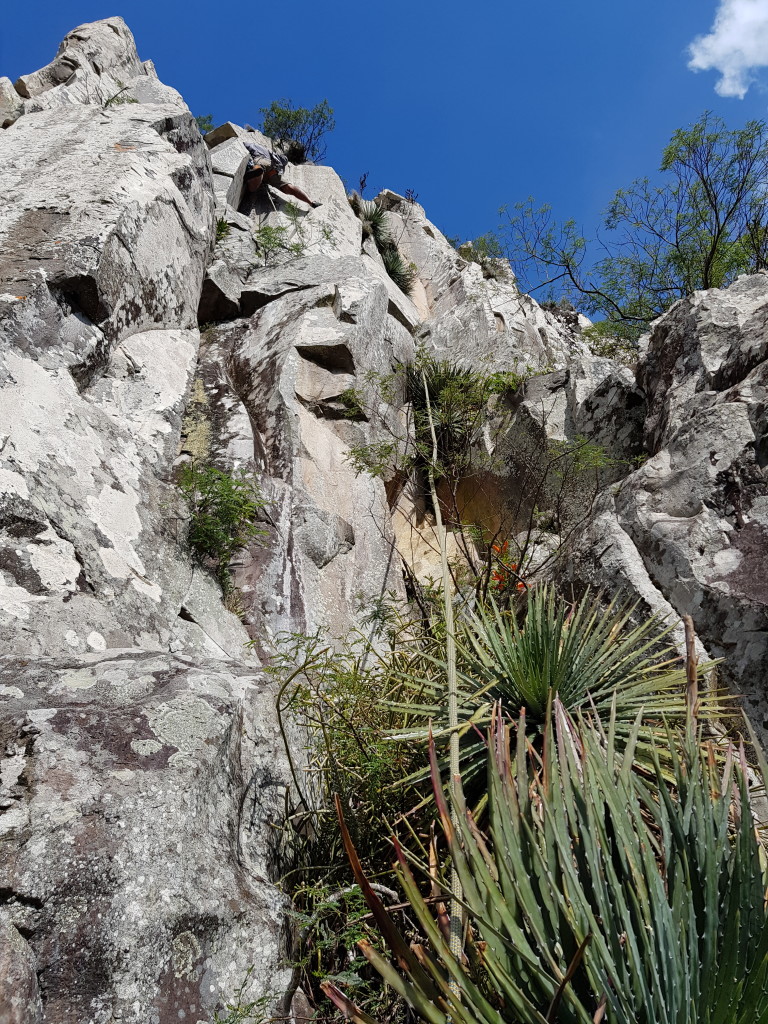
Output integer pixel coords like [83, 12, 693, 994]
[242, 140, 322, 208]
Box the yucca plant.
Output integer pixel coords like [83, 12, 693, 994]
[350, 195, 389, 250]
[325, 704, 768, 1024]
[380, 244, 417, 295]
[391, 585, 729, 791]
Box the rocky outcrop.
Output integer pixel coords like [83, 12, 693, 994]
[565, 275, 768, 734]
[2, 14, 768, 1023]
[0, 21, 284, 1024]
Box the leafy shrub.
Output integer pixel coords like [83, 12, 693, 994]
[253, 224, 307, 266]
[581, 320, 639, 363]
[328, 709, 768, 1024]
[195, 113, 215, 134]
[178, 463, 268, 591]
[457, 233, 509, 280]
[267, 612, 442, 1024]
[259, 98, 335, 163]
[338, 388, 366, 419]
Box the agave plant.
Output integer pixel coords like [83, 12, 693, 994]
[325, 705, 768, 1024]
[391, 585, 729, 790]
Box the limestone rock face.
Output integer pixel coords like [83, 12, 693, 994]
[0, 103, 213, 363]
[375, 190, 592, 371]
[563, 275, 768, 733]
[190, 270, 414, 644]
[0, 20, 286, 1023]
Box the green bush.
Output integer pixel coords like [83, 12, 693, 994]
[195, 113, 215, 134]
[393, 584, 728, 799]
[178, 463, 268, 591]
[457, 233, 509, 280]
[259, 98, 335, 163]
[252, 224, 307, 266]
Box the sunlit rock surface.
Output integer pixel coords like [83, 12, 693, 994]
[1, 15, 767, 1022]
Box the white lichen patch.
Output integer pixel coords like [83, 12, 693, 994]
[131, 738, 163, 756]
[147, 693, 224, 764]
[0, 572, 46, 621]
[87, 631, 107, 651]
[57, 667, 98, 691]
[27, 526, 81, 592]
[0, 352, 104, 483]
[93, 329, 198, 462]
[88, 483, 148, 581]
[0, 468, 29, 498]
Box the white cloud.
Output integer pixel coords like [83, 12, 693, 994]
[688, 0, 768, 98]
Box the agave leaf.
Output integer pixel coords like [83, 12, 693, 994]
[331, 694, 768, 1024]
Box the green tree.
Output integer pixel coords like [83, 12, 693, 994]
[505, 112, 768, 343]
[259, 98, 335, 163]
[194, 113, 215, 134]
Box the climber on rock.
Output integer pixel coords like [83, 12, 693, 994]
[243, 140, 322, 208]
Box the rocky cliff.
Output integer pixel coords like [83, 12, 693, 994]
[0, 17, 766, 1024]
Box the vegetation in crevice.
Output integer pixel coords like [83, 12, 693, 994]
[349, 193, 418, 295]
[268, 332, 762, 1024]
[178, 462, 268, 593]
[346, 350, 610, 605]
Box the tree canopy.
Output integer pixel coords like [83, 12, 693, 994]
[504, 112, 768, 343]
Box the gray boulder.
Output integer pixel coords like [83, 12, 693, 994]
[0, 76, 23, 127]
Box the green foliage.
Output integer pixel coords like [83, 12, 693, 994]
[504, 112, 768, 342]
[212, 968, 271, 1023]
[288, 880, 414, 1024]
[177, 463, 268, 591]
[338, 388, 366, 420]
[216, 218, 231, 243]
[268, 610, 443, 1024]
[259, 98, 335, 163]
[253, 224, 307, 266]
[348, 193, 417, 295]
[329, 709, 768, 1024]
[103, 85, 138, 107]
[393, 585, 728, 794]
[346, 439, 399, 477]
[457, 233, 509, 280]
[270, 620, 432, 879]
[348, 194, 388, 249]
[581, 320, 638, 362]
[381, 247, 417, 295]
[195, 113, 215, 134]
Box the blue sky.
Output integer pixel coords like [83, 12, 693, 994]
[3, 1, 768, 255]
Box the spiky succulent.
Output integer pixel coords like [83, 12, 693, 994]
[326, 706, 768, 1024]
